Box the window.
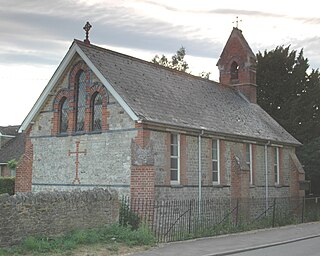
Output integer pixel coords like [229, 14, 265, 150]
[170, 134, 180, 184]
[230, 61, 239, 80]
[76, 71, 87, 132]
[274, 147, 280, 184]
[212, 139, 220, 184]
[59, 97, 68, 133]
[246, 144, 253, 185]
[91, 93, 103, 131]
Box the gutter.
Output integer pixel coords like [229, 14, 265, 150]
[0, 134, 16, 138]
[198, 131, 203, 217]
[137, 119, 301, 147]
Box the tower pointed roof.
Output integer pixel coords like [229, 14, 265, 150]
[217, 27, 255, 67]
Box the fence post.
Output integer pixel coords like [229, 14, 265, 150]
[301, 196, 305, 223]
[272, 198, 276, 227]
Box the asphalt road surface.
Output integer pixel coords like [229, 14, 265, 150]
[234, 236, 320, 256]
[132, 222, 320, 256]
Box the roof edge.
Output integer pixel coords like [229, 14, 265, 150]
[19, 40, 139, 133]
[19, 42, 78, 132]
[75, 43, 139, 121]
[139, 119, 302, 147]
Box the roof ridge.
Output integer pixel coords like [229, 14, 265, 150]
[74, 39, 219, 85]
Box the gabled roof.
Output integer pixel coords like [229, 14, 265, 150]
[217, 27, 255, 67]
[20, 39, 301, 146]
[0, 125, 19, 136]
[0, 133, 25, 164]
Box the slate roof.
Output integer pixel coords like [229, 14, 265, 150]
[76, 40, 300, 146]
[0, 133, 25, 164]
[0, 125, 19, 136]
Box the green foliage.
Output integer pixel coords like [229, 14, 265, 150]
[0, 177, 15, 195]
[296, 137, 320, 195]
[152, 47, 189, 72]
[256, 45, 320, 143]
[119, 200, 141, 230]
[199, 71, 211, 79]
[256, 45, 320, 189]
[7, 159, 18, 170]
[152, 47, 210, 79]
[0, 224, 155, 255]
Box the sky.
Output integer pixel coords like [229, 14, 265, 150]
[0, 0, 320, 126]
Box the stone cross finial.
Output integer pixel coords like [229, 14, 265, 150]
[233, 16, 242, 29]
[83, 21, 92, 44]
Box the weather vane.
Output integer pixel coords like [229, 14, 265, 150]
[232, 16, 242, 29]
[83, 21, 92, 44]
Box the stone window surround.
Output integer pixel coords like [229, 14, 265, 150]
[274, 147, 280, 185]
[52, 61, 109, 135]
[170, 133, 180, 185]
[246, 143, 253, 185]
[212, 139, 220, 185]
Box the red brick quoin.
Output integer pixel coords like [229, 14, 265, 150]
[130, 123, 155, 202]
[15, 127, 33, 192]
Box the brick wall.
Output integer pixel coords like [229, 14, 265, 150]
[131, 166, 155, 201]
[0, 189, 119, 247]
[130, 123, 155, 201]
[150, 130, 301, 201]
[15, 128, 33, 192]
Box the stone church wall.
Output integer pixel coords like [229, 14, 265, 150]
[150, 130, 295, 201]
[25, 56, 138, 196]
[0, 189, 119, 247]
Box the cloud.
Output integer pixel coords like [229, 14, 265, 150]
[0, 1, 223, 66]
[0, 0, 318, 70]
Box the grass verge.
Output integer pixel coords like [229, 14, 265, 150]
[0, 224, 155, 256]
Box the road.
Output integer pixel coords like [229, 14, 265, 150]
[131, 222, 320, 256]
[234, 237, 320, 256]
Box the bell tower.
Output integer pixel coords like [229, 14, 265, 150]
[216, 28, 257, 103]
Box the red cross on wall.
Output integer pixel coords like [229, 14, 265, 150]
[68, 141, 87, 184]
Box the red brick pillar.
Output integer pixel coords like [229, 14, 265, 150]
[131, 166, 155, 201]
[231, 152, 250, 199]
[130, 123, 155, 201]
[130, 123, 155, 223]
[15, 127, 33, 192]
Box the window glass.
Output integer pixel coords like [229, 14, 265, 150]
[60, 97, 68, 133]
[92, 93, 102, 131]
[170, 134, 179, 183]
[76, 71, 87, 132]
[212, 139, 219, 183]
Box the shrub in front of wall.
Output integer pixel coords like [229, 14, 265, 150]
[0, 177, 15, 195]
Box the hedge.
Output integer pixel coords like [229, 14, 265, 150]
[0, 177, 15, 195]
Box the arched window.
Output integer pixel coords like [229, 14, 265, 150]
[91, 93, 103, 131]
[59, 97, 68, 133]
[230, 61, 239, 80]
[76, 71, 87, 132]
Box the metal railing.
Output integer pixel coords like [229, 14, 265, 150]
[120, 196, 320, 243]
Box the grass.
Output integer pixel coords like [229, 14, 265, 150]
[0, 224, 156, 256]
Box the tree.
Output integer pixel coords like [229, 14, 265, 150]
[256, 45, 320, 194]
[257, 45, 320, 143]
[152, 47, 211, 78]
[152, 47, 189, 72]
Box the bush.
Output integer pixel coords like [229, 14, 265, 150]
[119, 200, 141, 230]
[0, 177, 15, 195]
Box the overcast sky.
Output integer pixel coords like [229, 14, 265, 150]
[1, 0, 319, 126]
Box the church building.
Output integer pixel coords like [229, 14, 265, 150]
[15, 24, 305, 201]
